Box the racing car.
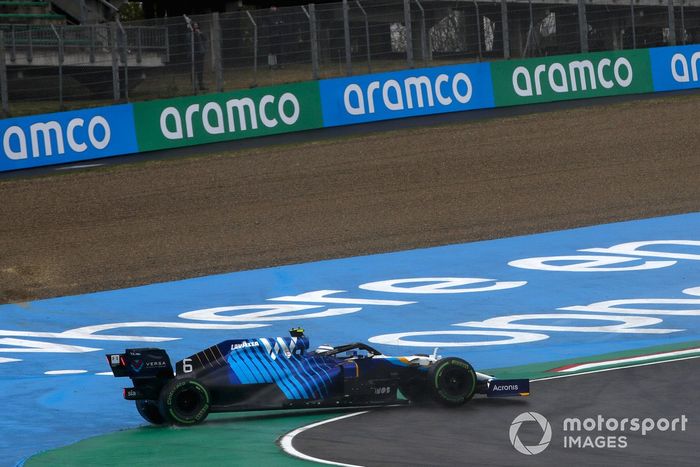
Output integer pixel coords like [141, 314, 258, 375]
[107, 328, 529, 425]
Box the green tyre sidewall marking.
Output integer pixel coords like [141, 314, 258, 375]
[432, 358, 476, 404]
[163, 379, 211, 425]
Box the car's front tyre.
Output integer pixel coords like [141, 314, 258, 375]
[427, 357, 477, 407]
[158, 378, 211, 425]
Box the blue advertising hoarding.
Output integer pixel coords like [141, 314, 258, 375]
[0, 104, 138, 172]
[319, 62, 495, 127]
[649, 44, 700, 92]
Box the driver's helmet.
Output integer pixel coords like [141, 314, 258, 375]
[314, 344, 334, 354]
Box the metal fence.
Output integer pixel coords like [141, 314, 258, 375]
[1, 0, 699, 116]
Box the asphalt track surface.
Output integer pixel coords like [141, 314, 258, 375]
[293, 358, 700, 466]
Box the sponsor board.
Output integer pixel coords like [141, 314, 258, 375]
[491, 49, 653, 106]
[319, 63, 494, 126]
[132, 82, 324, 152]
[3, 46, 698, 174]
[0, 104, 138, 172]
[649, 44, 700, 91]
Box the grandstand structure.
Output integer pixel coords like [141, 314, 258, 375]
[0, 0, 167, 67]
[0, 1, 128, 24]
[0, 1, 167, 105]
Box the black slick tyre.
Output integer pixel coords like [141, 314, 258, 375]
[136, 399, 167, 425]
[427, 357, 477, 407]
[158, 378, 211, 425]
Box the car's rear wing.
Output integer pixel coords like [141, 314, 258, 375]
[106, 348, 174, 380]
[107, 348, 175, 400]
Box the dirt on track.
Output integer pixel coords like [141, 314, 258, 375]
[1, 94, 699, 304]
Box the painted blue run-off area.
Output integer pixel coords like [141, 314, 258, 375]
[1, 213, 700, 465]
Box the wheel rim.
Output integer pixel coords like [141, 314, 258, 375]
[438, 367, 471, 397]
[173, 386, 205, 419]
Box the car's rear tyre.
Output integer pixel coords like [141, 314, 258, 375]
[136, 399, 167, 425]
[158, 378, 211, 425]
[428, 357, 477, 407]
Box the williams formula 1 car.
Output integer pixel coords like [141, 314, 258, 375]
[107, 328, 529, 425]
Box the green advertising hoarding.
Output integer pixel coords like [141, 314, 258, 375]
[491, 49, 653, 107]
[133, 81, 323, 152]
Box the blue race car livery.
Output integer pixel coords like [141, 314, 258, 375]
[107, 328, 529, 425]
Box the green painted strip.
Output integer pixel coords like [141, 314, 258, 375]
[25, 410, 347, 466]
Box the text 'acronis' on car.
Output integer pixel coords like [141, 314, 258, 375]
[107, 328, 530, 425]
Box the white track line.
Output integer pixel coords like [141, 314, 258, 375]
[44, 369, 88, 375]
[55, 163, 105, 171]
[280, 411, 368, 466]
[0, 357, 21, 364]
